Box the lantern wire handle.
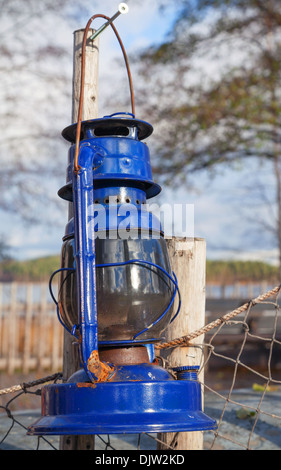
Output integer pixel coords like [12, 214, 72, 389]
[48, 267, 77, 336]
[89, 3, 129, 41]
[49, 260, 181, 341]
[95, 260, 181, 339]
[74, 8, 134, 173]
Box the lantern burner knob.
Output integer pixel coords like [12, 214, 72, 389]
[172, 366, 200, 381]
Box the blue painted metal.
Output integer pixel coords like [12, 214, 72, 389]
[27, 112, 217, 436]
[62, 113, 153, 142]
[63, 196, 164, 237]
[58, 114, 161, 202]
[173, 366, 200, 381]
[145, 343, 155, 362]
[71, 141, 100, 382]
[28, 364, 217, 435]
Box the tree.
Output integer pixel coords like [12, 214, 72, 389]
[0, 237, 13, 262]
[135, 0, 281, 275]
[0, 0, 100, 222]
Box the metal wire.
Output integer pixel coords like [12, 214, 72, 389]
[1, 286, 281, 450]
[74, 13, 135, 173]
[48, 259, 181, 341]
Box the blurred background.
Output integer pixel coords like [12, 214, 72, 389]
[1, 0, 281, 288]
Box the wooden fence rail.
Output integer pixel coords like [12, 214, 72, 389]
[206, 281, 275, 299]
[0, 283, 63, 375]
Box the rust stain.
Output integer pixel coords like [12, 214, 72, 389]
[77, 382, 97, 389]
[87, 350, 115, 383]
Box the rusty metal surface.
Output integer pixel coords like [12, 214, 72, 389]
[87, 350, 115, 382]
[99, 346, 150, 365]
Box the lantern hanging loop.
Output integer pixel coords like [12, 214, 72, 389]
[74, 7, 134, 173]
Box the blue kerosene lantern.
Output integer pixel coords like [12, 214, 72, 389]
[28, 113, 217, 435]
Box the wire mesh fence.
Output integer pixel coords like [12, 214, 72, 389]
[0, 284, 280, 450]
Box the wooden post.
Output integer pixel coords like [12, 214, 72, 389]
[71, 28, 99, 125]
[60, 28, 99, 451]
[157, 237, 206, 451]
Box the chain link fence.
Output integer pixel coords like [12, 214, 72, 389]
[1, 285, 281, 450]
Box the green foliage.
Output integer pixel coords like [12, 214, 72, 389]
[136, 0, 281, 181]
[0, 238, 13, 262]
[0, 255, 60, 282]
[235, 407, 256, 420]
[0, 255, 277, 284]
[135, 1, 281, 270]
[206, 259, 279, 283]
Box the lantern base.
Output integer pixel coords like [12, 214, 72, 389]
[27, 365, 217, 436]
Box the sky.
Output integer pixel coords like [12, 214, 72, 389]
[0, 0, 278, 265]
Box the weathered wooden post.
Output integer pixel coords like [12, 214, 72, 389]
[60, 28, 99, 451]
[157, 237, 206, 450]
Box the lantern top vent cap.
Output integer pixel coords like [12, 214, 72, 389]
[62, 113, 153, 143]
